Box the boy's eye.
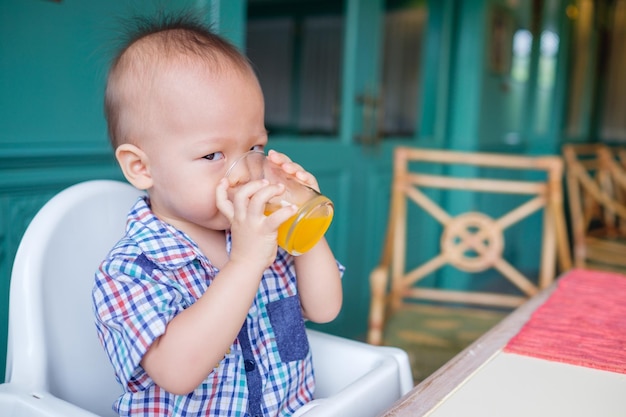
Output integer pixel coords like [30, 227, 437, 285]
[203, 152, 224, 161]
[250, 145, 265, 152]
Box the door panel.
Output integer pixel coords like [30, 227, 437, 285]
[246, 0, 431, 338]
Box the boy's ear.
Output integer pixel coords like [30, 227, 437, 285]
[115, 143, 153, 190]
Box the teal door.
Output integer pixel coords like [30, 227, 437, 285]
[244, 0, 436, 338]
[476, 0, 569, 155]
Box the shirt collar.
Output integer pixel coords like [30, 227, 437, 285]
[125, 196, 204, 271]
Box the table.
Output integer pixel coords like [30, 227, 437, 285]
[382, 269, 626, 417]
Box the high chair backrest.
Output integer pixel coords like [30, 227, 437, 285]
[6, 180, 143, 417]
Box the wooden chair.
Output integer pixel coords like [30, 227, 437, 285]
[607, 145, 626, 208]
[367, 147, 571, 345]
[616, 146, 626, 165]
[562, 143, 626, 272]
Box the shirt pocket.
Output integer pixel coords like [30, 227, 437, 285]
[266, 296, 309, 362]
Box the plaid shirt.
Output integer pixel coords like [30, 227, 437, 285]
[93, 197, 341, 416]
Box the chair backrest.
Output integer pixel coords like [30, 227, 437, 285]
[562, 144, 626, 268]
[375, 147, 571, 311]
[6, 180, 143, 416]
[619, 148, 626, 171]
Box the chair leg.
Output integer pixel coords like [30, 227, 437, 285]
[368, 267, 389, 345]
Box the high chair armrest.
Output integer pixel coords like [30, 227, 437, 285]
[0, 384, 99, 417]
[294, 329, 412, 417]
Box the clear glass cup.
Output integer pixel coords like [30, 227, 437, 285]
[225, 150, 334, 255]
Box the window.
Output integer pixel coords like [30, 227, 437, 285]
[246, 4, 343, 136]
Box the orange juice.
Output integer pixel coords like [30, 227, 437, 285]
[265, 195, 333, 255]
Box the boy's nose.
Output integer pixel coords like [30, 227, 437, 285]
[225, 150, 266, 187]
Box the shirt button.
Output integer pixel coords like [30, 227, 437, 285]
[244, 359, 256, 372]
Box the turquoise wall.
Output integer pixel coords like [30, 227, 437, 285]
[0, 0, 240, 382]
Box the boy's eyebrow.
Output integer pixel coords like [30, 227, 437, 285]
[189, 132, 268, 149]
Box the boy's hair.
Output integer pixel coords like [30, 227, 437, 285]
[104, 13, 254, 149]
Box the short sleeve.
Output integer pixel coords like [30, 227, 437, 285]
[93, 252, 187, 389]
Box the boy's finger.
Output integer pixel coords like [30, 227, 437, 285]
[215, 178, 234, 220]
[267, 149, 290, 162]
[231, 179, 269, 207]
[247, 183, 286, 213]
[264, 204, 298, 229]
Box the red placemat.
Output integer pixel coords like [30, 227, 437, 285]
[504, 269, 626, 374]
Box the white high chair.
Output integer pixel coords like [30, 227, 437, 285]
[2, 180, 412, 417]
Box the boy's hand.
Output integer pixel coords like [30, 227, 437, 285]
[216, 177, 296, 267]
[267, 149, 321, 193]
